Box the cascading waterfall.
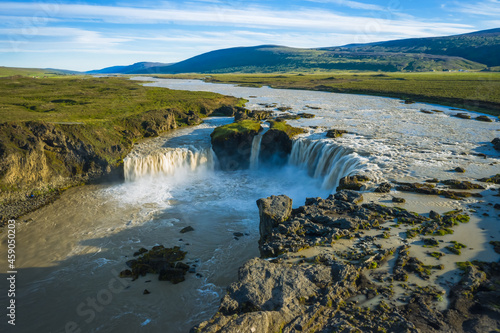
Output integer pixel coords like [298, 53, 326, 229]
[249, 126, 269, 170]
[289, 138, 365, 191]
[123, 146, 217, 182]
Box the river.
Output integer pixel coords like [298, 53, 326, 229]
[0, 78, 499, 333]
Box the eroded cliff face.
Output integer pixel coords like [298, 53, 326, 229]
[0, 105, 238, 223]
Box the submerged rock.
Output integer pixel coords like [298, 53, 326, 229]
[180, 226, 195, 233]
[492, 138, 500, 151]
[121, 245, 188, 283]
[454, 113, 471, 119]
[475, 115, 493, 122]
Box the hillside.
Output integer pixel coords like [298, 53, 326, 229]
[330, 28, 500, 67]
[88, 28, 500, 74]
[86, 61, 170, 74]
[0, 66, 79, 77]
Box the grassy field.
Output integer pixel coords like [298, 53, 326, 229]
[0, 66, 77, 77]
[155, 72, 500, 116]
[0, 76, 244, 123]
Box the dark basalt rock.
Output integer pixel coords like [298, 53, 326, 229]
[392, 197, 406, 203]
[336, 175, 369, 191]
[326, 129, 348, 138]
[121, 245, 188, 283]
[374, 182, 392, 193]
[454, 167, 466, 173]
[297, 112, 315, 118]
[492, 138, 500, 151]
[133, 247, 148, 256]
[396, 181, 483, 200]
[257, 195, 293, 244]
[475, 115, 493, 122]
[478, 174, 500, 184]
[180, 226, 195, 233]
[234, 109, 272, 121]
[454, 113, 471, 119]
[441, 179, 485, 190]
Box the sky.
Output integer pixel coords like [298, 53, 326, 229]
[1, 0, 499, 71]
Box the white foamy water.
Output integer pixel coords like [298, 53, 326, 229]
[0, 79, 498, 333]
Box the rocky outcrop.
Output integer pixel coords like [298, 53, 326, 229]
[336, 175, 370, 191]
[210, 119, 304, 170]
[192, 258, 369, 333]
[234, 109, 272, 121]
[193, 182, 500, 333]
[257, 195, 293, 247]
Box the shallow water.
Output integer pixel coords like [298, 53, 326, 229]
[1, 79, 499, 333]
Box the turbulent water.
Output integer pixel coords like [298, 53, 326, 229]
[1, 78, 499, 333]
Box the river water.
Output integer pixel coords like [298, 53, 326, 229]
[1, 78, 499, 333]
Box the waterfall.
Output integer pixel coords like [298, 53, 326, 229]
[123, 147, 217, 182]
[249, 127, 269, 170]
[288, 138, 364, 191]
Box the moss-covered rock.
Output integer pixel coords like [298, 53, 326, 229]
[210, 120, 262, 170]
[121, 245, 188, 283]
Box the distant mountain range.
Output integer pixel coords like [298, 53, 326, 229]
[88, 28, 500, 74]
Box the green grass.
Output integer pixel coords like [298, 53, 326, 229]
[210, 119, 262, 141]
[0, 66, 76, 78]
[269, 120, 307, 138]
[0, 76, 243, 123]
[171, 72, 500, 116]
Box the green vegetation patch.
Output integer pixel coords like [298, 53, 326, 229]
[429, 251, 445, 259]
[210, 119, 261, 141]
[269, 120, 307, 138]
[447, 241, 467, 255]
[0, 76, 244, 123]
[198, 72, 500, 116]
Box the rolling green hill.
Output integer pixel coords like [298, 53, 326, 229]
[330, 28, 500, 67]
[0, 66, 79, 77]
[147, 45, 485, 73]
[88, 28, 500, 74]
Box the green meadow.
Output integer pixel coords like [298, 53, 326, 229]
[0, 76, 243, 123]
[156, 72, 500, 116]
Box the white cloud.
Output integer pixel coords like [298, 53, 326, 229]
[450, 0, 500, 17]
[306, 0, 385, 11]
[1, 1, 472, 37]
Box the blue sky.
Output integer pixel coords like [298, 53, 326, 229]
[1, 0, 499, 71]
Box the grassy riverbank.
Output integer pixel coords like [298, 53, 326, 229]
[0, 76, 244, 123]
[156, 72, 500, 116]
[0, 76, 245, 223]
